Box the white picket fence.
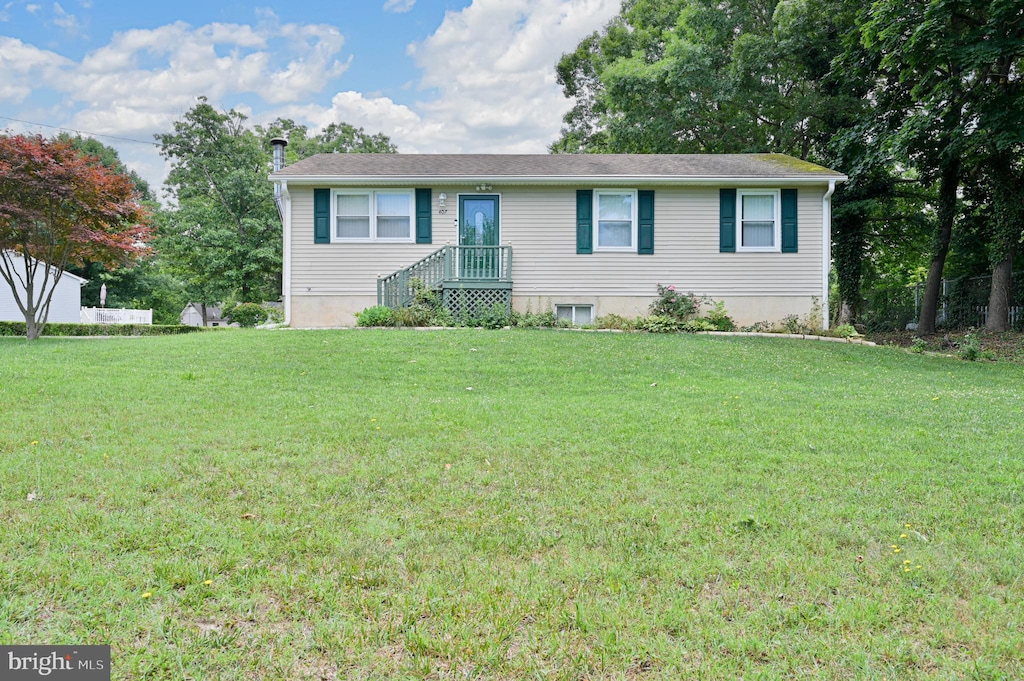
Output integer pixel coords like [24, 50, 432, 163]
[80, 307, 153, 325]
[971, 305, 1022, 328]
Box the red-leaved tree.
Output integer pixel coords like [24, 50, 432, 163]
[0, 134, 151, 339]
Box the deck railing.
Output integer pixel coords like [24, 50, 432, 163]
[378, 245, 512, 308]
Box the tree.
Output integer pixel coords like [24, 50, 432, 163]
[257, 118, 397, 161]
[157, 100, 397, 322]
[553, 0, 914, 325]
[157, 99, 283, 315]
[0, 134, 150, 339]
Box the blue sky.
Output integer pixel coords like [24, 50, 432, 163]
[0, 0, 622, 192]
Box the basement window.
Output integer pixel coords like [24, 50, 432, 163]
[556, 304, 593, 326]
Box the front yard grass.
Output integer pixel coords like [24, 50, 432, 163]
[1, 330, 1022, 679]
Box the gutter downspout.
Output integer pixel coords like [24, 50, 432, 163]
[822, 180, 836, 331]
[281, 180, 292, 326]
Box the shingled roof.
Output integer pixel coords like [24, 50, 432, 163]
[271, 153, 845, 182]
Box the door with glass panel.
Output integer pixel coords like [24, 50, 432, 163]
[458, 195, 500, 279]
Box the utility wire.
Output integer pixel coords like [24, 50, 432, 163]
[0, 115, 160, 146]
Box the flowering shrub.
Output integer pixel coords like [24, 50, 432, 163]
[650, 285, 701, 322]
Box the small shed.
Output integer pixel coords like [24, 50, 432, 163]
[0, 252, 87, 323]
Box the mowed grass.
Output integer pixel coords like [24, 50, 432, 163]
[0, 330, 1022, 680]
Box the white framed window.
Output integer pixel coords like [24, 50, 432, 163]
[333, 190, 414, 242]
[556, 304, 593, 326]
[737, 189, 781, 252]
[594, 189, 637, 251]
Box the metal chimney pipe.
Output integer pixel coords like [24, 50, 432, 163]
[270, 137, 288, 173]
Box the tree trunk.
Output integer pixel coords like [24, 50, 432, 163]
[24, 316, 40, 340]
[917, 159, 960, 336]
[985, 252, 1014, 332]
[201, 303, 209, 327]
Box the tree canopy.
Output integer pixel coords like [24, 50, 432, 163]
[156, 99, 397, 317]
[553, 0, 1024, 331]
[0, 134, 150, 338]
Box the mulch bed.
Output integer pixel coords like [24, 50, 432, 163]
[866, 329, 1024, 362]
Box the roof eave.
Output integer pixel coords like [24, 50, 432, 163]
[269, 173, 848, 185]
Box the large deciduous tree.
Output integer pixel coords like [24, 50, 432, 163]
[157, 100, 397, 323]
[0, 134, 150, 339]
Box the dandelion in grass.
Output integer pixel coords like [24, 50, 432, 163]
[142, 592, 152, 599]
[31, 440, 38, 446]
[901, 533, 908, 539]
[904, 568, 911, 572]
[916, 565, 922, 570]
[203, 579, 213, 585]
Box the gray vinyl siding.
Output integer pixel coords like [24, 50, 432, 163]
[289, 185, 825, 299]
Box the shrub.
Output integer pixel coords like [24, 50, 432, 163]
[681, 318, 716, 332]
[0, 322, 206, 337]
[909, 337, 928, 354]
[638, 315, 681, 333]
[511, 310, 557, 328]
[705, 301, 735, 331]
[958, 333, 981, 361]
[224, 302, 268, 328]
[355, 305, 395, 327]
[595, 314, 635, 331]
[477, 302, 510, 329]
[832, 323, 858, 339]
[650, 285, 700, 322]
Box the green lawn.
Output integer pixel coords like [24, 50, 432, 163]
[1, 330, 1022, 679]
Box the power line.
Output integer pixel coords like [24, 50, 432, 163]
[0, 115, 160, 146]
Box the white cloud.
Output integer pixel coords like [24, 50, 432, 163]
[383, 0, 416, 12]
[396, 0, 620, 152]
[52, 2, 84, 36]
[26, 4, 41, 14]
[284, 0, 619, 154]
[3, 1, 621, 190]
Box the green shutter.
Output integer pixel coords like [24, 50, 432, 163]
[781, 188, 798, 252]
[415, 188, 432, 244]
[314, 188, 330, 244]
[576, 190, 593, 254]
[638, 190, 654, 254]
[719, 188, 736, 253]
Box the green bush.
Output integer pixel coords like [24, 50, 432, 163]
[832, 323, 858, 338]
[595, 314, 635, 331]
[705, 301, 736, 331]
[650, 285, 701, 322]
[958, 333, 981, 361]
[355, 305, 396, 327]
[224, 302, 268, 328]
[511, 310, 557, 328]
[681, 318, 716, 332]
[0, 322, 207, 337]
[909, 337, 928, 354]
[638, 315, 681, 333]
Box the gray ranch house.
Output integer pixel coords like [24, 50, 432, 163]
[269, 153, 846, 329]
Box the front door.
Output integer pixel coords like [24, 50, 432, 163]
[458, 195, 500, 279]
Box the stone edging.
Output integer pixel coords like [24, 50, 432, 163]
[698, 331, 876, 345]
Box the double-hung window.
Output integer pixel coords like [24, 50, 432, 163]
[594, 190, 637, 251]
[737, 189, 781, 252]
[333, 190, 414, 242]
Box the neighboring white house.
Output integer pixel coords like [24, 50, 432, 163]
[269, 153, 847, 328]
[0, 251, 87, 323]
[180, 303, 230, 327]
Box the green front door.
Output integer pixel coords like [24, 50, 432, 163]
[458, 195, 500, 279]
